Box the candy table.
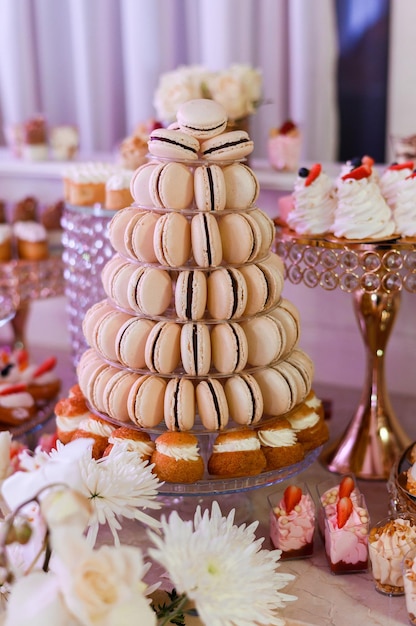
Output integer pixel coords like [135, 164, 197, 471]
[274, 225, 416, 480]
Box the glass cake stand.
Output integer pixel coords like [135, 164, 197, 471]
[274, 225, 416, 480]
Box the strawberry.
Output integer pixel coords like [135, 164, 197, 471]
[0, 383, 27, 396]
[338, 475, 355, 498]
[389, 160, 414, 171]
[341, 164, 371, 181]
[305, 163, 321, 186]
[283, 485, 302, 513]
[33, 356, 57, 378]
[336, 496, 353, 528]
[362, 155, 375, 167]
[279, 120, 296, 135]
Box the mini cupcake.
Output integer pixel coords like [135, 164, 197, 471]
[13, 221, 49, 261]
[54, 394, 92, 444]
[71, 414, 115, 459]
[103, 426, 155, 463]
[151, 432, 204, 483]
[104, 170, 134, 211]
[256, 417, 304, 471]
[208, 429, 266, 478]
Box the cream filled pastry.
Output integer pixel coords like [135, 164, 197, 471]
[393, 171, 416, 238]
[287, 164, 336, 235]
[379, 161, 414, 210]
[333, 164, 396, 240]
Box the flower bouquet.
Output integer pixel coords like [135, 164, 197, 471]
[0, 432, 296, 625]
[153, 64, 263, 126]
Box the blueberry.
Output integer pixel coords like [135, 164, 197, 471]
[298, 167, 309, 177]
[350, 156, 362, 168]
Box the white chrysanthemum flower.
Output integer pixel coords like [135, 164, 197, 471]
[148, 501, 296, 626]
[77, 445, 162, 546]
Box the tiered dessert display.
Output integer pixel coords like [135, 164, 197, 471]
[72, 99, 327, 496]
[275, 159, 416, 480]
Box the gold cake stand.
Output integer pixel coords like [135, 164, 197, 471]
[274, 225, 416, 480]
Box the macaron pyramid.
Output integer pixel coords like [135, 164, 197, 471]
[76, 98, 319, 482]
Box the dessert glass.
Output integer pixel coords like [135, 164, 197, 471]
[316, 473, 359, 538]
[404, 546, 416, 624]
[322, 491, 369, 575]
[268, 131, 301, 172]
[368, 513, 416, 596]
[268, 482, 316, 559]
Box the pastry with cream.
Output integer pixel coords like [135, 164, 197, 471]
[287, 164, 336, 235]
[13, 221, 49, 261]
[379, 161, 414, 210]
[257, 417, 304, 471]
[151, 432, 204, 483]
[208, 429, 266, 477]
[369, 516, 416, 594]
[332, 164, 396, 240]
[393, 171, 416, 238]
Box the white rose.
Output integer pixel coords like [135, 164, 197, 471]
[153, 65, 207, 123]
[53, 534, 156, 626]
[40, 487, 92, 534]
[229, 64, 262, 107]
[205, 69, 250, 120]
[4, 571, 78, 626]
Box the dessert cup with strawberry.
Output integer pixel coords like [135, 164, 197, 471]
[268, 120, 301, 172]
[323, 490, 369, 574]
[269, 483, 316, 559]
[317, 474, 360, 537]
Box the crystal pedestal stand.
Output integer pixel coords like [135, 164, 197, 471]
[274, 227, 416, 480]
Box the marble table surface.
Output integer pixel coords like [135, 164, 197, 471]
[30, 345, 416, 626]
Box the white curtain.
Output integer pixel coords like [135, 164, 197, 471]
[0, 0, 338, 162]
[386, 0, 416, 162]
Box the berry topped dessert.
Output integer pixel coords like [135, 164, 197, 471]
[333, 162, 396, 240]
[379, 161, 414, 210]
[269, 483, 316, 559]
[323, 488, 369, 574]
[268, 119, 301, 172]
[392, 169, 416, 238]
[287, 164, 336, 235]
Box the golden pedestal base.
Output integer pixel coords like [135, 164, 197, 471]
[275, 227, 416, 480]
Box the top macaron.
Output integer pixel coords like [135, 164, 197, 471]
[147, 98, 254, 162]
[177, 99, 228, 140]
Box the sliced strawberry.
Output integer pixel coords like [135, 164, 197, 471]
[338, 475, 355, 498]
[33, 356, 56, 378]
[337, 496, 353, 528]
[389, 160, 414, 171]
[305, 163, 322, 186]
[283, 485, 302, 513]
[362, 155, 375, 167]
[407, 171, 416, 179]
[279, 120, 296, 135]
[342, 164, 371, 181]
[16, 349, 29, 368]
[0, 383, 27, 396]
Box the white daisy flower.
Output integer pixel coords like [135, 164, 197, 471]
[148, 501, 297, 626]
[77, 445, 162, 546]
